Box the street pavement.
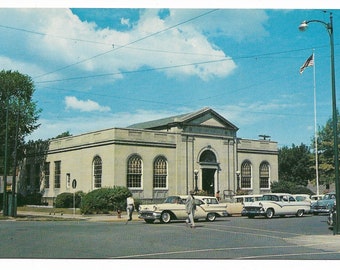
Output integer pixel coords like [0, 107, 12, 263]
[4, 210, 340, 254]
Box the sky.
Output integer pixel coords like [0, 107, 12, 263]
[2, 1, 340, 148]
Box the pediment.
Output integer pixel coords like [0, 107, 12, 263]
[193, 117, 226, 128]
[183, 110, 238, 131]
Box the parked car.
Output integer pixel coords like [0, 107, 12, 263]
[220, 197, 244, 216]
[292, 194, 312, 203]
[311, 194, 324, 201]
[138, 195, 228, 224]
[220, 194, 263, 216]
[242, 193, 311, 219]
[311, 192, 336, 215]
[234, 194, 263, 204]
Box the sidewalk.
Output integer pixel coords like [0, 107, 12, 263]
[10, 210, 141, 222]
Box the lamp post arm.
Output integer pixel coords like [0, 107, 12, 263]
[305, 12, 333, 36]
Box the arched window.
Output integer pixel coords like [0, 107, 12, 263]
[127, 154, 142, 188]
[153, 156, 168, 189]
[93, 156, 102, 188]
[241, 161, 252, 189]
[259, 162, 270, 189]
[199, 150, 217, 163]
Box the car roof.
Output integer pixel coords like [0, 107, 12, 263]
[178, 195, 217, 199]
[263, 193, 292, 196]
[234, 194, 262, 198]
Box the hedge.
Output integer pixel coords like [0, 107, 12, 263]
[80, 186, 132, 214]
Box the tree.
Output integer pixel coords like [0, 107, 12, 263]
[278, 143, 314, 186]
[313, 110, 340, 187]
[0, 70, 41, 176]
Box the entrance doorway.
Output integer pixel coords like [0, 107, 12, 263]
[202, 168, 216, 196]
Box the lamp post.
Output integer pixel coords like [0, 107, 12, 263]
[299, 12, 340, 234]
[236, 170, 240, 192]
[194, 169, 199, 193]
[2, 98, 9, 216]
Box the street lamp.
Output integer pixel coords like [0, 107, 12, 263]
[236, 170, 240, 192]
[299, 12, 340, 234]
[194, 169, 199, 193]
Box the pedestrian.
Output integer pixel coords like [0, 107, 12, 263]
[185, 190, 196, 228]
[215, 190, 221, 201]
[126, 195, 135, 224]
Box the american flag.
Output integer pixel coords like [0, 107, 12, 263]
[300, 54, 314, 74]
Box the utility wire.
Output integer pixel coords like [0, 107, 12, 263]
[29, 9, 219, 79]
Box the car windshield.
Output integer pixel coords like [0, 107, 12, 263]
[202, 198, 219, 204]
[163, 196, 183, 204]
[324, 194, 336, 200]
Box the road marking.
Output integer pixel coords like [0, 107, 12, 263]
[109, 223, 340, 259]
[236, 250, 340, 259]
[108, 244, 296, 258]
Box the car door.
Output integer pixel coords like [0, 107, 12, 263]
[280, 195, 297, 215]
[194, 199, 209, 219]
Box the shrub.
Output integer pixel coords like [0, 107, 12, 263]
[80, 186, 132, 214]
[25, 192, 43, 205]
[55, 191, 84, 208]
[271, 181, 313, 195]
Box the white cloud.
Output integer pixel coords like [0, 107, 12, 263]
[65, 96, 111, 112]
[0, 8, 270, 82]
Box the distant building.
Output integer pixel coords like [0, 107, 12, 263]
[19, 107, 278, 205]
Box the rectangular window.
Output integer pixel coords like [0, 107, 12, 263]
[260, 177, 270, 189]
[66, 173, 71, 189]
[127, 174, 142, 188]
[54, 161, 61, 189]
[44, 162, 50, 189]
[153, 175, 167, 188]
[241, 177, 252, 189]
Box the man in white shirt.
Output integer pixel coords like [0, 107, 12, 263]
[126, 196, 135, 223]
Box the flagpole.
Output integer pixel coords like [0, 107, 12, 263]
[312, 51, 320, 196]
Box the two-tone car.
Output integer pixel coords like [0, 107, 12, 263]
[138, 195, 228, 224]
[222, 194, 263, 216]
[311, 192, 336, 215]
[242, 193, 311, 219]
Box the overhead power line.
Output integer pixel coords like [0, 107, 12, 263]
[29, 9, 219, 80]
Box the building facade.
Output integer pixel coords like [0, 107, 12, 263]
[21, 107, 278, 204]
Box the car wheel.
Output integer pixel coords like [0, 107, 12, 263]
[160, 211, 171, 224]
[144, 219, 154, 224]
[206, 213, 216, 222]
[296, 209, 304, 217]
[265, 208, 274, 219]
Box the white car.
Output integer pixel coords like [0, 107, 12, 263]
[138, 195, 228, 224]
[243, 193, 311, 219]
[221, 194, 263, 216]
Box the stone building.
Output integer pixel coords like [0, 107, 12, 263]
[22, 107, 278, 204]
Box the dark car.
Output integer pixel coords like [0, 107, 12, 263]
[311, 192, 336, 215]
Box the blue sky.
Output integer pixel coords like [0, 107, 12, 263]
[1, 1, 340, 148]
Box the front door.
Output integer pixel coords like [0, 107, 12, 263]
[202, 169, 216, 196]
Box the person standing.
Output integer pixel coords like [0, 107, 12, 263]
[185, 190, 196, 228]
[215, 190, 221, 201]
[126, 195, 135, 224]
